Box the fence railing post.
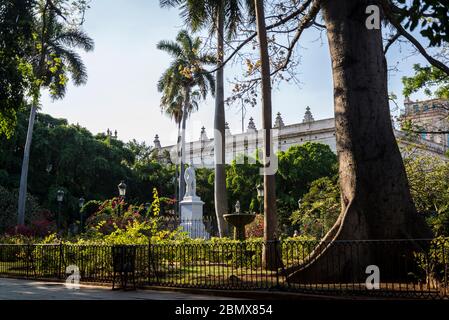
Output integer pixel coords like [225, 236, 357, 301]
[148, 240, 151, 286]
[58, 243, 63, 280]
[26, 244, 30, 279]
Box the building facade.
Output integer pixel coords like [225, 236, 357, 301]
[400, 97, 449, 148]
[155, 103, 448, 168]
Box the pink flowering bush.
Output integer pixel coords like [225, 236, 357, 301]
[6, 209, 56, 238]
[245, 214, 264, 238]
[84, 197, 145, 235]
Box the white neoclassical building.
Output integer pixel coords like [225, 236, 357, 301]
[154, 105, 448, 167]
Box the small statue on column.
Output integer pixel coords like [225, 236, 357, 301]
[180, 163, 208, 239]
[184, 164, 197, 199]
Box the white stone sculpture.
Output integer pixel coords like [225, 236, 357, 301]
[180, 164, 209, 239]
[184, 165, 197, 198]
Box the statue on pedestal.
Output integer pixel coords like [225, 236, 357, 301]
[184, 165, 197, 198]
[180, 163, 209, 239]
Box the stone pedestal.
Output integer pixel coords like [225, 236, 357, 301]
[180, 196, 210, 239]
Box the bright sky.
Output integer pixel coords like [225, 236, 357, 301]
[40, 0, 430, 147]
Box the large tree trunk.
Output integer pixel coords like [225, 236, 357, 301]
[179, 88, 190, 209]
[214, 4, 229, 238]
[17, 103, 37, 225]
[287, 0, 431, 283]
[255, 0, 278, 270]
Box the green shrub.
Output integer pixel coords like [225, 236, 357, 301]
[0, 186, 42, 234]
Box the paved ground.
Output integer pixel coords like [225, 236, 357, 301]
[0, 278, 239, 300]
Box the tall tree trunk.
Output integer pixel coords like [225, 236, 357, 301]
[255, 0, 278, 270]
[287, 0, 431, 283]
[17, 103, 38, 225]
[175, 121, 181, 216]
[17, 0, 49, 226]
[179, 88, 190, 210]
[214, 3, 229, 238]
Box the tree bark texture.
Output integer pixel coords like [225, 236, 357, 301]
[214, 4, 229, 237]
[287, 0, 431, 283]
[179, 88, 190, 209]
[255, 0, 279, 270]
[17, 104, 37, 225]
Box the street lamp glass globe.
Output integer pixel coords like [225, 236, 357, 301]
[118, 181, 127, 197]
[79, 197, 85, 208]
[56, 190, 64, 202]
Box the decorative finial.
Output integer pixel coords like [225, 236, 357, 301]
[303, 106, 315, 123]
[247, 117, 257, 132]
[274, 112, 285, 128]
[235, 201, 241, 214]
[200, 126, 208, 141]
[225, 122, 231, 135]
[154, 134, 161, 149]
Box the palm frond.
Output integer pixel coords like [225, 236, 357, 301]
[180, 0, 208, 32]
[157, 40, 184, 59]
[198, 53, 217, 65]
[176, 29, 193, 53]
[52, 45, 87, 85]
[48, 67, 68, 99]
[159, 0, 184, 8]
[54, 29, 94, 52]
[243, 0, 256, 24]
[203, 70, 216, 97]
[224, 0, 244, 40]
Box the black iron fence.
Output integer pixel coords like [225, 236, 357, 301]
[159, 216, 219, 238]
[0, 238, 448, 299]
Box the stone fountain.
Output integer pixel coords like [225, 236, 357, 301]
[223, 201, 256, 241]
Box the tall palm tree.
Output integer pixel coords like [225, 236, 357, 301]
[160, 90, 201, 209]
[157, 30, 216, 206]
[17, 0, 94, 226]
[160, 0, 254, 237]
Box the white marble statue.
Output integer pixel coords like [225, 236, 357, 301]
[184, 165, 197, 198]
[180, 164, 208, 239]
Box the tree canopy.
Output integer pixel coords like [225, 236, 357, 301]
[0, 108, 176, 229]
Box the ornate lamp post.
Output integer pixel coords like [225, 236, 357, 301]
[79, 197, 85, 233]
[117, 181, 126, 215]
[56, 189, 64, 230]
[118, 181, 127, 199]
